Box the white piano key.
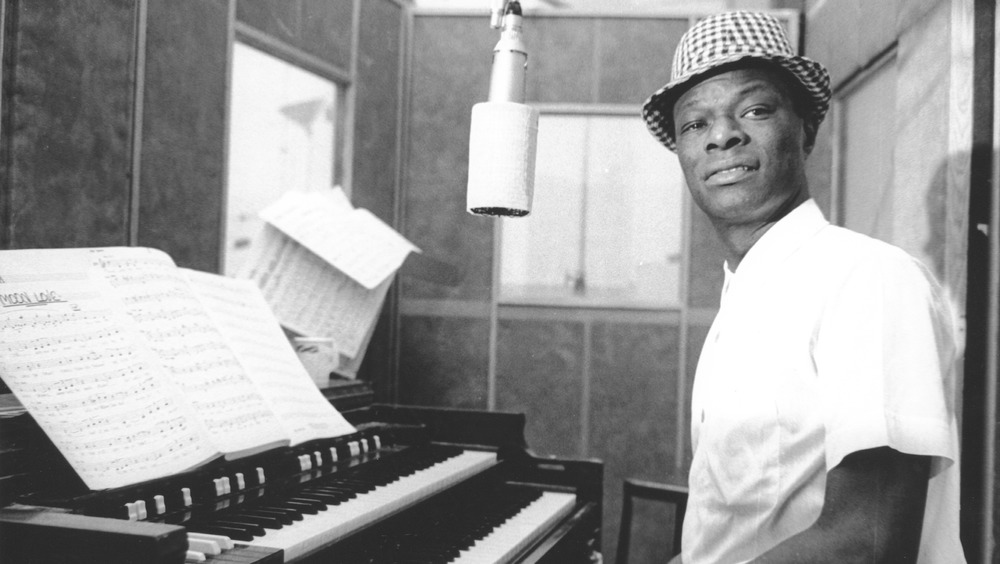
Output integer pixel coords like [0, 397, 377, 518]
[135, 500, 147, 520]
[247, 449, 498, 561]
[188, 532, 234, 551]
[186, 537, 222, 555]
[182, 487, 193, 507]
[185, 550, 207, 562]
[124, 502, 138, 521]
[452, 491, 577, 564]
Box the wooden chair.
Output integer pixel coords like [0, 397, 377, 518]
[616, 478, 689, 564]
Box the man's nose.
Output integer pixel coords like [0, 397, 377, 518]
[706, 116, 747, 151]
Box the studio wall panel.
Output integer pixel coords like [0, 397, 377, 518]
[589, 321, 680, 563]
[139, 0, 229, 272]
[524, 17, 595, 104]
[589, 321, 680, 478]
[398, 314, 490, 409]
[403, 16, 495, 301]
[352, 0, 403, 222]
[686, 208, 726, 309]
[496, 317, 585, 458]
[596, 18, 688, 105]
[1, 0, 136, 249]
[683, 322, 712, 469]
[353, 0, 405, 391]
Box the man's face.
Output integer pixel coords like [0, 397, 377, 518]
[672, 66, 810, 227]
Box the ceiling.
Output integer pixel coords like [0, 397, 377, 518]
[410, 0, 782, 15]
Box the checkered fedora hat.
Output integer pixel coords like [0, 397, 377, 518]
[642, 11, 831, 152]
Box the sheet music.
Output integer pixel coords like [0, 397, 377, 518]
[241, 225, 392, 358]
[258, 189, 419, 289]
[86, 248, 290, 458]
[0, 268, 219, 490]
[182, 269, 356, 444]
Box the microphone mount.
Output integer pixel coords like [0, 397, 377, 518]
[487, 1, 527, 105]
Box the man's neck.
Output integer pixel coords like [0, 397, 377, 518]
[713, 190, 809, 271]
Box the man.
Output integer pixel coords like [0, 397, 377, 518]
[641, 11, 964, 563]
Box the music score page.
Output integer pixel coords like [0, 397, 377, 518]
[0, 254, 220, 490]
[182, 268, 356, 445]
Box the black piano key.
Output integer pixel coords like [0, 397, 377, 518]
[223, 512, 283, 529]
[306, 486, 357, 500]
[287, 497, 327, 511]
[240, 508, 295, 525]
[185, 523, 255, 542]
[209, 519, 266, 537]
[254, 506, 304, 521]
[292, 493, 342, 506]
[280, 500, 320, 515]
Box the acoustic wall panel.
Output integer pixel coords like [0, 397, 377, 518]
[2, 0, 136, 248]
[496, 318, 586, 458]
[402, 16, 495, 301]
[139, 0, 229, 271]
[398, 315, 491, 409]
[596, 18, 688, 105]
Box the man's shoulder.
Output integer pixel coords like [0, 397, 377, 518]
[814, 223, 918, 265]
[808, 224, 942, 295]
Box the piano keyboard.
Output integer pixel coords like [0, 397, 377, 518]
[299, 479, 579, 563]
[452, 491, 577, 563]
[241, 449, 498, 561]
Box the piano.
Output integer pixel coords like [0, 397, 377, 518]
[0, 381, 603, 563]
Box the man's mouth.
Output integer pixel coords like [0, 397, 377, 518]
[707, 165, 758, 185]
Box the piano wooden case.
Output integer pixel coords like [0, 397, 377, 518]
[0, 382, 603, 564]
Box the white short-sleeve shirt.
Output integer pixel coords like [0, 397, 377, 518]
[682, 199, 964, 564]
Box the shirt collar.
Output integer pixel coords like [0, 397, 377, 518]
[722, 198, 829, 286]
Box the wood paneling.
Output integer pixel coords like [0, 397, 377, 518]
[892, 1, 951, 279]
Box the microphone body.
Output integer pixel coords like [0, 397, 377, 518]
[467, 5, 539, 217]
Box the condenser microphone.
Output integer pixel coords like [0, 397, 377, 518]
[466, 0, 539, 217]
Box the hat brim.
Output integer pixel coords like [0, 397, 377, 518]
[642, 53, 831, 152]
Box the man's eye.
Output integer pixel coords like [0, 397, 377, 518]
[743, 106, 773, 118]
[680, 121, 705, 134]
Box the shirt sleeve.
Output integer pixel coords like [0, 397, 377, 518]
[814, 247, 959, 475]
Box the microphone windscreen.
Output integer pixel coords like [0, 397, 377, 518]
[466, 101, 539, 217]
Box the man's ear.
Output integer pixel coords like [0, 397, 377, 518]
[802, 120, 818, 155]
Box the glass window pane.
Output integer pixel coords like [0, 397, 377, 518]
[501, 113, 684, 308]
[501, 115, 586, 299]
[224, 42, 338, 275]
